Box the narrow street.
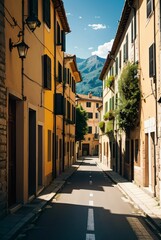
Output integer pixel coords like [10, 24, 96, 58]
[17, 158, 159, 240]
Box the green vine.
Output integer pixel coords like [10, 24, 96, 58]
[105, 120, 114, 134]
[117, 62, 141, 132]
[99, 121, 105, 132]
[106, 75, 114, 88]
[103, 110, 115, 121]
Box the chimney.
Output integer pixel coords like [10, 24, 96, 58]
[88, 92, 92, 98]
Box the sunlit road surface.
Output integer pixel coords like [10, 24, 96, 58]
[18, 158, 159, 240]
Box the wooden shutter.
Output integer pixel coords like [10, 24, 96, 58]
[61, 30, 66, 51]
[55, 93, 63, 115]
[29, 0, 38, 17]
[43, 54, 51, 90]
[58, 62, 62, 83]
[43, 0, 50, 29]
[147, 0, 153, 18]
[149, 43, 156, 78]
[57, 22, 61, 45]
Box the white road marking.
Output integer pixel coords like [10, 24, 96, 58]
[89, 180, 92, 185]
[89, 200, 93, 206]
[87, 208, 95, 231]
[86, 233, 95, 240]
[89, 193, 93, 197]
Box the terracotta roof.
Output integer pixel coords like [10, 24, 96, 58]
[76, 94, 102, 102]
[99, 0, 133, 80]
[54, 0, 71, 33]
[64, 54, 82, 82]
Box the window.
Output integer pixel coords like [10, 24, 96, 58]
[95, 112, 98, 118]
[43, 54, 51, 90]
[86, 102, 91, 107]
[88, 126, 92, 134]
[147, 0, 153, 18]
[96, 103, 99, 108]
[88, 112, 93, 118]
[48, 130, 52, 161]
[43, 0, 50, 28]
[149, 43, 156, 78]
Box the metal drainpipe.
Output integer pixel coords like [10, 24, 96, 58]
[22, 0, 25, 99]
[53, 6, 57, 179]
[153, 0, 158, 144]
[62, 52, 65, 172]
[153, 0, 158, 193]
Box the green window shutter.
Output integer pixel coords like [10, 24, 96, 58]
[29, 0, 38, 17]
[57, 62, 62, 83]
[57, 22, 61, 45]
[61, 30, 66, 52]
[55, 93, 63, 115]
[43, 54, 51, 90]
[112, 96, 114, 110]
[109, 98, 112, 110]
[43, 0, 50, 29]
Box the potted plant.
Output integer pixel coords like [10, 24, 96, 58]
[106, 75, 115, 88]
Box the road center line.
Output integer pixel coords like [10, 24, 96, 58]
[89, 180, 92, 185]
[89, 193, 93, 197]
[86, 233, 95, 240]
[87, 208, 95, 231]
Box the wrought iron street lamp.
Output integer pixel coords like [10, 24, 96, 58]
[9, 37, 29, 58]
[25, 15, 41, 32]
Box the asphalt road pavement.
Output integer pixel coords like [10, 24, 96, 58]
[16, 158, 159, 240]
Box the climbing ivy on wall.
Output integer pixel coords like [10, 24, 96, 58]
[117, 62, 141, 132]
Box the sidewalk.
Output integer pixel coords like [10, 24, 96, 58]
[95, 158, 161, 237]
[0, 160, 82, 240]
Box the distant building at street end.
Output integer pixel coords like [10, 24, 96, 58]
[76, 93, 102, 157]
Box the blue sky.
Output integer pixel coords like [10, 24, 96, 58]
[63, 0, 125, 59]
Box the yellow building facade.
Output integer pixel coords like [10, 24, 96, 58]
[76, 93, 102, 157]
[99, 0, 161, 203]
[4, 0, 79, 215]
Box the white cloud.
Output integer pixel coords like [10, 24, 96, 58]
[95, 16, 100, 19]
[66, 12, 72, 16]
[88, 24, 106, 30]
[79, 16, 82, 19]
[74, 46, 78, 49]
[91, 39, 114, 58]
[88, 47, 93, 50]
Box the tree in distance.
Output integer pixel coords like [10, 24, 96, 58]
[75, 105, 88, 141]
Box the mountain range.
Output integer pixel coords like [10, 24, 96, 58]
[76, 55, 105, 97]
